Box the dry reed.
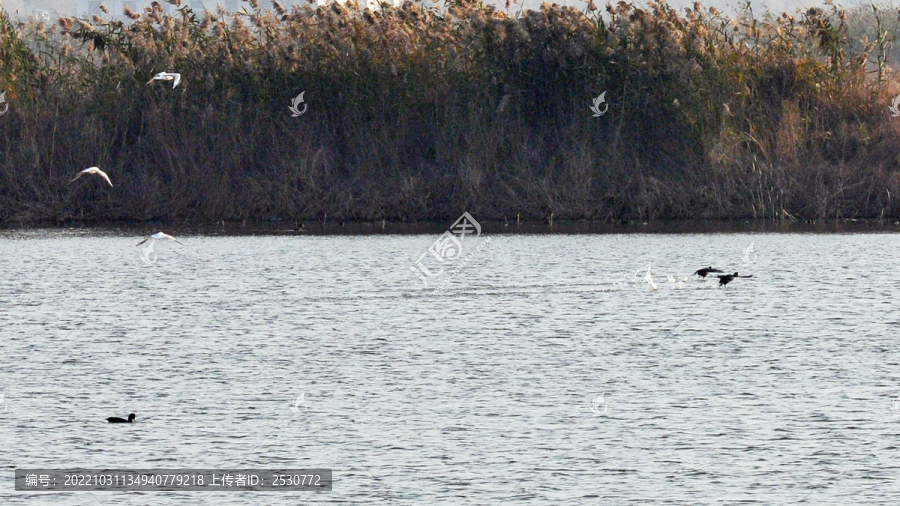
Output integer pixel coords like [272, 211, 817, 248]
[1, 1, 899, 223]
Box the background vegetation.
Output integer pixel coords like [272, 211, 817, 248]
[2, 0, 900, 223]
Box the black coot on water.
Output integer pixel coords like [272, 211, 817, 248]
[107, 413, 136, 423]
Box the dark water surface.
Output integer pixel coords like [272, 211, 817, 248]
[1, 228, 898, 504]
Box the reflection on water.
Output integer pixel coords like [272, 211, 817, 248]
[1, 230, 899, 504]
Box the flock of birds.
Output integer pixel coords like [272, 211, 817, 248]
[645, 265, 753, 290]
[72, 71, 185, 256]
[72, 165, 183, 249]
[71, 72, 182, 424]
[693, 266, 753, 287]
[92, 69, 743, 422]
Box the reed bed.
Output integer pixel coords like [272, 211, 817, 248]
[1, 0, 900, 223]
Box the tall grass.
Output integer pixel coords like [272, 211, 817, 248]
[1, 0, 899, 223]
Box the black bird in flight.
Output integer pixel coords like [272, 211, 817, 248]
[694, 266, 724, 278]
[716, 272, 753, 287]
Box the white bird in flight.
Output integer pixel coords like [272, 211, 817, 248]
[147, 72, 181, 89]
[136, 232, 184, 247]
[70, 167, 113, 187]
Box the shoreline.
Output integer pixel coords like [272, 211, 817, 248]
[1, 218, 898, 236]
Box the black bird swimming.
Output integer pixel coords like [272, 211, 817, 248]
[694, 266, 724, 278]
[107, 413, 136, 423]
[716, 272, 753, 287]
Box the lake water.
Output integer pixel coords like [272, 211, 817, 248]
[1, 228, 899, 504]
